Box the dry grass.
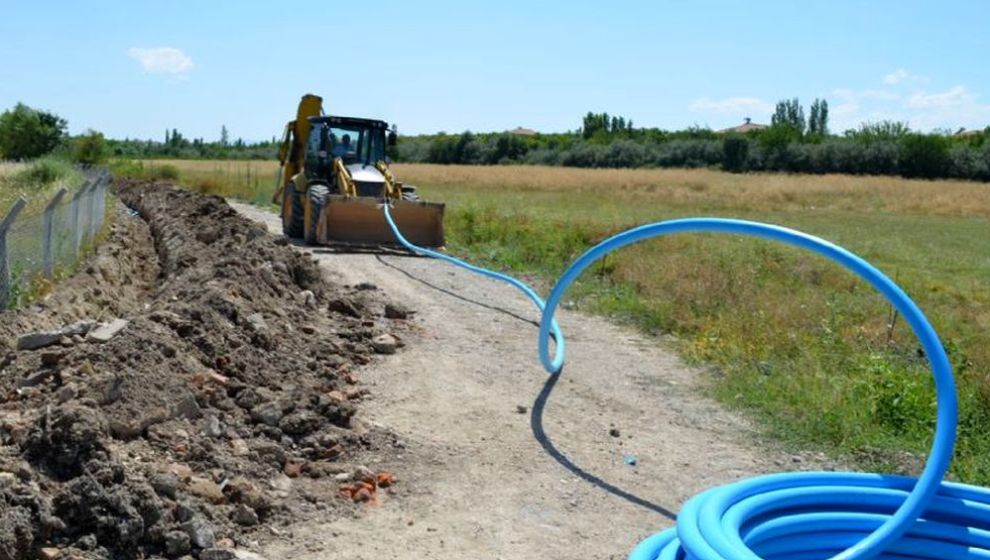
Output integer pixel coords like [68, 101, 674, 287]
[394, 164, 990, 218]
[0, 161, 26, 179]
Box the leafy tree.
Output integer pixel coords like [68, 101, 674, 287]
[846, 121, 911, 143]
[0, 103, 68, 160]
[772, 98, 805, 135]
[808, 99, 829, 136]
[72, 129, 109, 165]
[220, 125, 229, 147]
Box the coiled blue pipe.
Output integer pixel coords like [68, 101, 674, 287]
[382, 206, 985, 559]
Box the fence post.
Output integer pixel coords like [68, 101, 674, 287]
[42, 188, 68, 279]
[94, 174, 107, 235]
[0, 198, 28, 311]
[70, 180, 89, 258]
[87, 178, 102, 239]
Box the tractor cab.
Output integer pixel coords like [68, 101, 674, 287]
[306, 116, 395, 196]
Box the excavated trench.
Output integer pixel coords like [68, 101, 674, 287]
[0, 181, 408, 560]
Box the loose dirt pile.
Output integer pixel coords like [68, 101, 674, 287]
[0, 182, 408, 560]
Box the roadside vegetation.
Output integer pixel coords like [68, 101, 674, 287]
[141, 159, 990, 485]
[0, 157, 84, 212]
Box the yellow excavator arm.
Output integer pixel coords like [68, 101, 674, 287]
[272, 94, 324, 203]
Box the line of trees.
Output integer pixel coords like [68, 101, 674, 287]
[397, 98, 990, 181]
[4, 99, 990, 182]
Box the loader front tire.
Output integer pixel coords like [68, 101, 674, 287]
[304, 184, 330, 245]
[282, 182, 304, 238]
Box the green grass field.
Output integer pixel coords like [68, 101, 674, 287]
[126, 159, 990, 484]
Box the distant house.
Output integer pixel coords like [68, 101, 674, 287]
[509, 126, 537, 136]
[954, 127, 983, 138]
[717, 117, 768, 134]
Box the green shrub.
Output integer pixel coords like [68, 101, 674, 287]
[900, 134, 950, 179]
[72, 129, 109, 165]
[150, 164, 180, 181]
[722, 135, 749, 172]
[109, 159, 145, 178]
[12, 157, 74, 186]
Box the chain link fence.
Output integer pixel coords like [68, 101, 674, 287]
[0, 168, 112, 310]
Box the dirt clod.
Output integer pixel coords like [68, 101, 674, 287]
[0, 183, 389, 559]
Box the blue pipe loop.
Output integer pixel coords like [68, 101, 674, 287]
[382, 206, 973, 560]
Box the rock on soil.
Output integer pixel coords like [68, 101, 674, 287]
[0, 182, 397, 559]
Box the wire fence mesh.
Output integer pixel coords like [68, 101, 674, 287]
[0, 168, 112, 310]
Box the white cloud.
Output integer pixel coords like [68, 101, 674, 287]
[128, 47, 193, 74]
[882, 68, 927, 85]
[829, 83, 990, 132]
[883, 69, 910, 85]
[688, 97, 773, 114]
[905, 85, 971, 109]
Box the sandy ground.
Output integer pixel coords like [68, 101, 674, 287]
[232, 202, 826, 560]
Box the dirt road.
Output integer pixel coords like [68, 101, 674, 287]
[232, 202, 834, 560]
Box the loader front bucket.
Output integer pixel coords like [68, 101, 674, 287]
[319, 196, 446, 248]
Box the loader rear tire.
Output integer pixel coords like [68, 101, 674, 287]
[304, 184, 330, 245]
[282, 182, 304, 238]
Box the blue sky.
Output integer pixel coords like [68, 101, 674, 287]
[1, 1, 988, 141]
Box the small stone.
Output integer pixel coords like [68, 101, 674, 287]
[283, 461, 302, 478]
[352, 487, 373, 502]
[181, 517, 216, 549]
[151, 472, 180, 499]
[270, 474, 292, 496]
[250, 402, 283, 427]
[245, 313, 268, 334]
[225, 478, 273, 512]
[75, 534, 97, 550]
[355, 282, 377, 291]
[371, 334, 398, 355]
[609, 428, 621, 438]
[56, 384, 77, 403]
[38, 547, 62, 560]
[187, 476, 225, 504]
[515, 405, 528, 414]
[174, 396, 203, 420]
[230, 438, 249, 456]
[300, 325, 316, 335]
[353, 466, 376, 484]
[86, 318, 129, 343]
[200, 549, 236, 560]
[0, 472, 17, 489]
[165, 530, 191, 557]
[168, 463, 194, 482]
[232, 551, 269, 560]
[204, 415, 223, 438]
[17, 320, 95, 350]
[278, 410, 320, 436]
[40, 351, 65, 367]
[384, 302, 413, 319]
[298, 290, 316, 306]
[231, 504, 259, 527]
[327, 297, 362, 318]
[16, 369, 55, 389]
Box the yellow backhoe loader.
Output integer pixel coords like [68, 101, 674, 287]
[272, 94, 445, 247]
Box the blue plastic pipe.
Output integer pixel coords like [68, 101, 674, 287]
[382, 207, 985, 560]
[382, 202, 565, 363]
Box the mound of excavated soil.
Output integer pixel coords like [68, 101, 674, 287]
[0, 182, 407, 560]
